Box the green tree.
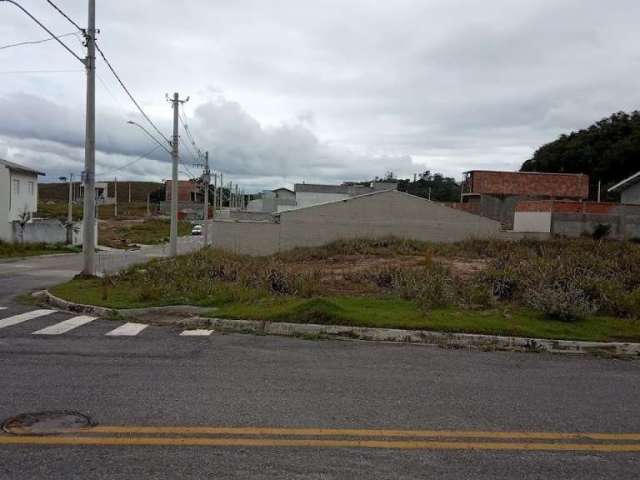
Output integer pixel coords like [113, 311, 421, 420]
[521, 111, 640, 199]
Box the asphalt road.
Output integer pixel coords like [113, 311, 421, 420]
[1, 242, 640, 479]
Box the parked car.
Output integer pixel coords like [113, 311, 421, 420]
[191, 224, 202, 236]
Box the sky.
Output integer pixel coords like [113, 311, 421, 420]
[1, 0, 640, 192]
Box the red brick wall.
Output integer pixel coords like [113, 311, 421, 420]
[515, 200, 616, 214]
[165, 180, 198, 202]
[470, 171, 589, 198]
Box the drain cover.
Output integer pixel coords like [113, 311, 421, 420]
[2, 411, 93, 436]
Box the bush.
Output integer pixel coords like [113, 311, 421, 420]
[592, 224, 612, 241]
[525, 282, 597, 321]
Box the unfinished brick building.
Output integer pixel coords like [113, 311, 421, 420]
[164, 180, 201, 202]
[458, 170, 589, 228]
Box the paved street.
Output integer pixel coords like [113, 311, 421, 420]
[1, 244, 640, 479]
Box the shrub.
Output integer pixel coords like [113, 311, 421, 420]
[592, 224, 612, 241]
[525, 281, 597, 321]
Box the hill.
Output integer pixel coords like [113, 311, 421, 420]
[521, 111, 640, 199]
[39, 181, 163, 202]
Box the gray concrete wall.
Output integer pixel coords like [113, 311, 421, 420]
[0, 165, 10, 242]
[209, 190, 501, 255]
[621, 182, 640, 205]
[208, 220, 281, 255]
[13, 220, 66, 244]
[551, 209, 640, 239]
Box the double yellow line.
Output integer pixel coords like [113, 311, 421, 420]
[2, 426, 640, 452]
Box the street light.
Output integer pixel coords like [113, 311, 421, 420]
[127, 121, 171, 155]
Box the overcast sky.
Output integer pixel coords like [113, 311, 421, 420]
[1, 0, 639, 191]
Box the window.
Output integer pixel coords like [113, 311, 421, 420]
[12, 179, 19, 195]
[28, 181, 34, 195]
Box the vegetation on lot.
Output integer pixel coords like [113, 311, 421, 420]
[38, 201, 156, 221]
[100, 218, 192, 248]
[50, 237, 640, 342]
[0, 240, 80, 259]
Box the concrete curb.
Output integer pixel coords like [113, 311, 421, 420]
[201, 318, 640, 357]
[39, 291, 211, 321]
[38, 291, 640, 357]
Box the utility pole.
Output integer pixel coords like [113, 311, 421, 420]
[212, 172, 217, 218]
[146, 192, 151, 217]
[114, 177, 118, 217]
[202, 151, 210, 247]
[67, 173, 73, 224]
[219, 173, 223, 209]
[128, 182, 131, 203]
[235, 185, 239, 210]
[81, 0, 97, 275]
[168, 92, 188, 257]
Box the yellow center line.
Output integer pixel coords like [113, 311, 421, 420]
[77, 426, 640, 442]
[1, 435, 640, 452]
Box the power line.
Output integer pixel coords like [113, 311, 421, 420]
[94, 41, 171, 145]
[96, 144, 163, 178]
[0, 32, 78, 50]
[45, 0, 84, 32]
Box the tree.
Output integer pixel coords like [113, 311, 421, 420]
[521, 111, 640, 200]
[396, 171, 460, 202]
[16, 208, 31, 244]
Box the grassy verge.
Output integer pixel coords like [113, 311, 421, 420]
[49, 278, 640, 343]
[0, 241, 80, 259]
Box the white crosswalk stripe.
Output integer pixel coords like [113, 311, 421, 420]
[0, 307, 7, 310]
[106, 322, 148, 336]
[33, 315, 97, 335]
[180, 329, 214, 336]
[0, 309, 56, 329]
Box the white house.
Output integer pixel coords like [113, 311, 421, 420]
[0, 158, 45, 242]
[608, 171, 640, 204]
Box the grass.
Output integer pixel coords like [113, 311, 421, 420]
[0, 241, 80, 259]
[49, 277, 640, 343]
[109, 219, 192, 246]
[214, 296, 640, 343]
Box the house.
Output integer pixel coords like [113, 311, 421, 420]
[608, 171, 640, 204]
[165, 180, 201, 202]
[458, 170, 589, 228]
[247, 188, 297, 213]
[0, 158, 44, 242]
[209, 189, 501, 255]
[286, 181, 398, 212]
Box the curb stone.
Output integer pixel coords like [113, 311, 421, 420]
[39, 291, 640, 357]
[39, 291, 212, 323]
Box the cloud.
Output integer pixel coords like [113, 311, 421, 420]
[2, 0, 640, 187]
[0, 93, 412, 188]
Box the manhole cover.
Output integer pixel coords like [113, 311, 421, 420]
[2, 411, 94, 436]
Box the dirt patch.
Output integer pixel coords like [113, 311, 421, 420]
[433, 256, 488, 281]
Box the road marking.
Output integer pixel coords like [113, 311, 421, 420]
[106, 323, 148, 336]
[1, 436, 640, 452]
[33, 315, 96, 335]
[84, 426, 640, 441]
[0, 307, 6, 310]
[0, 309, 56, 329]
[180, 329, 213, 336]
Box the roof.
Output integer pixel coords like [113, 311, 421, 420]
[608, 171, 640, 193]
[272, 187, 294, 194]
[0, 158, 45, 176]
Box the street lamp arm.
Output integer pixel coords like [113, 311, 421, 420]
[127, 121, 172, 155]
[1, 0, 85, 64]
